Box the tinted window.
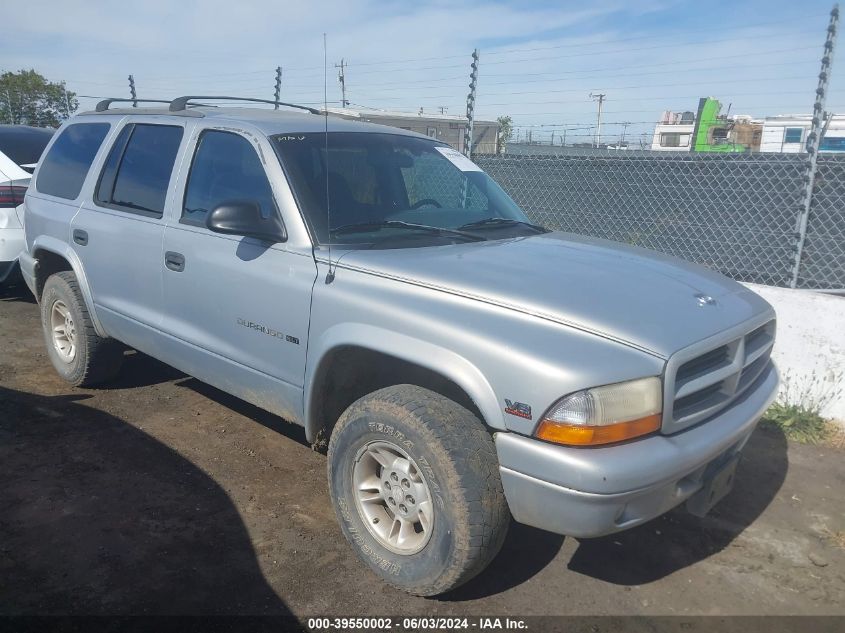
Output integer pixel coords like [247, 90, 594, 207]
[36, 123, 110, 200]
[819, 136, 845, 151]
[96, 124, 183, 217]
[0, 126, 54, 167]
[784, 127, 803, 144]
[661, 133, 681, 147]
[182, 130, 276, 225]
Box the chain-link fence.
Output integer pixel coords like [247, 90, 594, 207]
[475, 150, 844, 290]
[803, 155, 845, 289]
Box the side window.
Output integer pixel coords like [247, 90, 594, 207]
[35, 123, 110, 200]
[182, 130, 277, 225]
[96, 123, 183, 218]
[784, 127, 803, 144]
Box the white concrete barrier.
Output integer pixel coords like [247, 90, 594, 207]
[743, 283, 844, 423]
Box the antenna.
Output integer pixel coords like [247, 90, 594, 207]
[324, 33, 335, 284]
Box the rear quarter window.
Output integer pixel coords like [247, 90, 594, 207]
[35, 123, 110, 200]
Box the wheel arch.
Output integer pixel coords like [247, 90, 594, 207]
[304, 325, 504, 446]
[30, 236, 106, 337]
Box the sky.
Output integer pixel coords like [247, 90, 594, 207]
[3, 0, 842, 145]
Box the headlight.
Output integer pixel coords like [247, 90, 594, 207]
[535, 376, 662, 446]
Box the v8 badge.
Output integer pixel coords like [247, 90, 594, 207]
[504, 399, 532, 420]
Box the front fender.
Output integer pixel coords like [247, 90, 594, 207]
[30, 235, 107, 337]
[304, 322, 504, 442]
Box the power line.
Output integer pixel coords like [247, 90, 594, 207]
[163, 11, 829, 75]
[325, 58, 818, 93]
[390, 90, 815, 110]
[482, 46, 819, 78]
[480, 13, 830, 57]
[339, 75, 812, 102]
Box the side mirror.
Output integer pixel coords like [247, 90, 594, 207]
[206, 200, 287, 243]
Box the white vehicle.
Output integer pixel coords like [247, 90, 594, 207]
[0, 125, 54, 284]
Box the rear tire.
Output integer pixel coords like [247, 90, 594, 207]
[40, 271, 123, 387]
[328, 384, 509, 596]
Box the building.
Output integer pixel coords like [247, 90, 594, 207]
[651, 110, 696, 151]
[651, 98, 762, 152]
[321, 107, 500, 155]
[760, 114, 845, 153]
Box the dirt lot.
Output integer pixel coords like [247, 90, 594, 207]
[1, 283, 843, 617]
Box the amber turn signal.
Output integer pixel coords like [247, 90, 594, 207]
[535, 413, 662, 446]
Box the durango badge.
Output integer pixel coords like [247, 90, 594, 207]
[504, 399, 532, 420]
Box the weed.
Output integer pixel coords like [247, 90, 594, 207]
[762, 368, 843, 445]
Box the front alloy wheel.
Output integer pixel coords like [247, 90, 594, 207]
[352, 440, 434, 555]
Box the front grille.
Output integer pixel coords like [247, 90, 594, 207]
[676, 345, 730, 382]
[664, 319, 775, 432]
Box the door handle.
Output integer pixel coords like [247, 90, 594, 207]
[72, 229, 88, 246]
[164, 251, 185, 272]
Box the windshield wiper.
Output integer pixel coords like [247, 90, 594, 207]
[458, 217, 548, 232]
[330, 220, 485, 242]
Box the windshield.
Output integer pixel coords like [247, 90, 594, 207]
[272, 132, 538, 246]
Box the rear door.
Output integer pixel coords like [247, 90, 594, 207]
[159, 126, 316, 422]
[71, 118, 190, 347]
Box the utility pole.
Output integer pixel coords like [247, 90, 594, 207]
[128, 75, 137, 108]
[464, 49, 479, 157]
[620, 121, 630, 145]
[791, 3, 839, 288]
[335, 59, 349, 108]
[274, 66, 282, 108]
[590, 92, 606, 147]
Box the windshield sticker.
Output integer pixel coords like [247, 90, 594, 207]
[435, 146, 482, 172]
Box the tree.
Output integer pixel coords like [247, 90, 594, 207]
[496, 115, 513, 154]
[0, 70, 78, 127]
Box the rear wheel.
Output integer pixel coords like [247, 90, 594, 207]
[40, 271, 123, 387]
[328, 384, 509, 596]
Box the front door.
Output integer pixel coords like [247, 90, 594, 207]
[160, 128, 316, 422]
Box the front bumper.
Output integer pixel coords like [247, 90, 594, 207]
[496, 362, 778, 538]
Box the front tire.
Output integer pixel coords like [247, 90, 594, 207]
[40, 271, 123, 387]
[328, 385, 509, 596]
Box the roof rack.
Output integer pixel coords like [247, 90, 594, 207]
[169, 95, 320, 115]
[95, 98, 172, 112]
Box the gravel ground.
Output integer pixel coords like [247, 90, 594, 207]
[1, 283, 843, 617]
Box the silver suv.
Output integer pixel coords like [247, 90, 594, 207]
[21, 97, 779, 596]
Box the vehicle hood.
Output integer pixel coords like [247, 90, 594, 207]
[339, 232, 773, 358]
